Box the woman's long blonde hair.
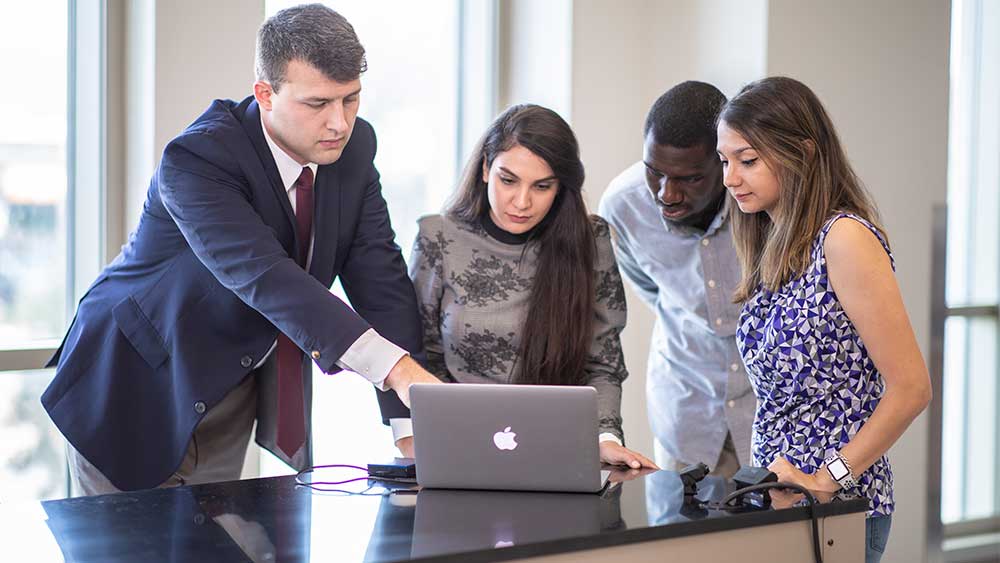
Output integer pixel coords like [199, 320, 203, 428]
[720, 77, 888, 302]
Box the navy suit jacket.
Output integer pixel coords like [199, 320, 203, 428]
[42, 97, 420, 491]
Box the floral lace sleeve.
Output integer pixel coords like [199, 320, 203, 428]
[408, 216, 455, 382]
[586, 216, 629, 441]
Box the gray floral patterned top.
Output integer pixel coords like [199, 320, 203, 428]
[408, 213, 629, 440]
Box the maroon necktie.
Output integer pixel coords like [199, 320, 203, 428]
[276, 167, 314, 459]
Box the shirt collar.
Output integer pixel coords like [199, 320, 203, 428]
[260, 112, 319, 191]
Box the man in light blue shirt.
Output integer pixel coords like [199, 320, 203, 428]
[598, 81, 754, 477]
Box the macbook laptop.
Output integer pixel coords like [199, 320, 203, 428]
[410, 383, 610, 493]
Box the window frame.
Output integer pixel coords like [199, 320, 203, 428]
[929, 0, 1000, 559]
[929, 208, 1000, 561]
[0, 0, 109, 373]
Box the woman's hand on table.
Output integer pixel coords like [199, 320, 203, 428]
[600, 441, 659, 470]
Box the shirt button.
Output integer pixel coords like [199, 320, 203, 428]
[240, 355, 253, 368]
[311, 350, 321, 360]
[727, 400, 736, 408]
[701, 239, 710, 247]
[194, 401, 207, 414]
[708, 279, 717, 288]
[731, 363, 740, 372]
[715, 318, 723, 326]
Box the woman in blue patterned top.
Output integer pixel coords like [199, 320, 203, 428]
[716, 77, 932, 563]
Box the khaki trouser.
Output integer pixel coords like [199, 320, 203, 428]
[67, 374, 258, 496]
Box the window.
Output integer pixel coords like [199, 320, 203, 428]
[258, 1, 497, 481]
[0, 3, 70, 349]
[0, 0, 105, 501]
[938, 0, 1000, 551]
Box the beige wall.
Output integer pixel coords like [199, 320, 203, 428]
[120, 0, 261, 234]
[499, 0, 573, 117]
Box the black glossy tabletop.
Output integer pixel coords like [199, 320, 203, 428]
[3, 467, 867, 562]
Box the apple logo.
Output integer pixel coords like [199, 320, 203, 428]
[493, 426, 518, 450]
[494, 540, 515, 549]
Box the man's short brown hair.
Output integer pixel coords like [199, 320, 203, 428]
[255, 3, 367, 91]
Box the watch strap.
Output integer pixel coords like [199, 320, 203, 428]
[824, 452, 857, 490]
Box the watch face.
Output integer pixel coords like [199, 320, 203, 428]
[828, 459, 849, 480]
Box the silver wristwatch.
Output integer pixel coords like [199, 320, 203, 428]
[824, 451, 857, 490]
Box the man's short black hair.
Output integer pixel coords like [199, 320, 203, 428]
[256, 3, 367, 91]
[643, 81, 727, 153]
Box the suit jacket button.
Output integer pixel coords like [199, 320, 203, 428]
[240, 355, 253, 368]
[194, 401, 206, 414]
[311, 350, 321, 360]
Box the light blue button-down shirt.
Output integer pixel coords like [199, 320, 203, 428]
[599, 162, 755, 468]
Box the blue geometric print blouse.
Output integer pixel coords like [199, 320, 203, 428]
[737, 213, 894, 517]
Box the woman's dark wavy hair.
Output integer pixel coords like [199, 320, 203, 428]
[446, 104, 594, 386]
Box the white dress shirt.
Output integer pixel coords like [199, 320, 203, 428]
[258, 114, 407, 394]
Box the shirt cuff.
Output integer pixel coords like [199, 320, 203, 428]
[599, 432, 622, 446]
[390, 418, 414, 442]
[335, 329, 407, 392]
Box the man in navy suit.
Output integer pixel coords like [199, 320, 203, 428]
[42, 3, 441, 494]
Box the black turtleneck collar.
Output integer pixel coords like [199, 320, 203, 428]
[481, 212, 536, 245]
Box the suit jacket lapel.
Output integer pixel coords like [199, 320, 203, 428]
[242, 97, 337, 283]
[242, 99, 298, 246]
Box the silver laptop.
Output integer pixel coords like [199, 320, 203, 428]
[410, 383, 609, 493]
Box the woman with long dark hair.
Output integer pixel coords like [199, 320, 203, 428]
[399, 104, 656, 468]
[717, 77, 931, 562]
